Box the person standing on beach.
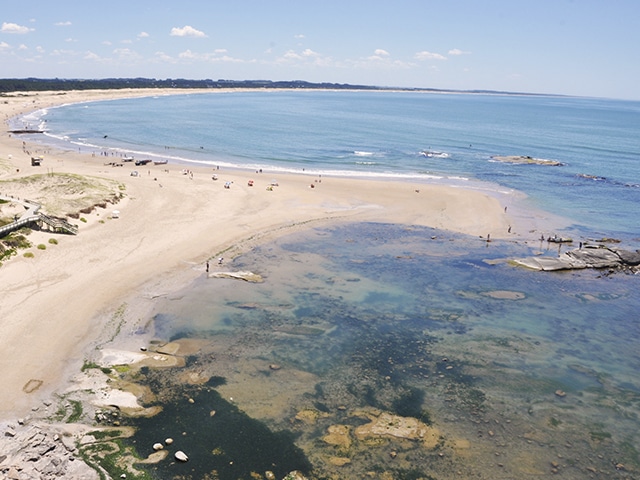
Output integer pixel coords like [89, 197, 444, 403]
[206, 261, 209, 273]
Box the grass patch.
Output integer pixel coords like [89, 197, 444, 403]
[80, 438, 153, 480]
[0, 246, 16, 261]
[2, 232, 31, 249]
[81, 360, 101, 371]
[67, 400, 84, 423]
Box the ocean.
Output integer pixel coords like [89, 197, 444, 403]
[17, 91, 640, 479]
[22, 90, 640, 239]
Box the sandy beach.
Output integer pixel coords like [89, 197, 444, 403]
[0, 88, 531, 422]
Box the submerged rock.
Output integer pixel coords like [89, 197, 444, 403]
[491, 155, 563, 166]
[208, 271, 264, 282]
[354, 411, 441, 449]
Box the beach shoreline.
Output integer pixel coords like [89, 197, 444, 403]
[0, 88, 563, 423]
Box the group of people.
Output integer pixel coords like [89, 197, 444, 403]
[205, 257, 224, 273]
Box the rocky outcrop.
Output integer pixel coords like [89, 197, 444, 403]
[491, 155, 563, 166]
[513, 245, 640, 272]
[0, 420, 99, 479]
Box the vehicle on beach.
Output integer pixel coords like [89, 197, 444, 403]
[135, 159, 152, 166]
[154, 159, 168, 165]
[123, 156, 134, 162]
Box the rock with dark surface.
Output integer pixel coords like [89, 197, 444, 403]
[614, 248, 640, 266]
[513, 245, 640, 272]
[564, 247, 622, 269]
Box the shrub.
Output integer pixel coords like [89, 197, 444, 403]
[23, 252, 34, 258]
[48, 238, 58, 245]
[80, 217, 87, 223]
[3, 233, 31, 249]
[37, 244, 46, 250]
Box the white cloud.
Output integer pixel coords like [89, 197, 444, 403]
[138, 32, 149, 38]
[374, 49, 390, 57]
[50, 49, 75, 57]
[170, 25, 207, 38]
[282, 50, 302, 61]
[214, 48, 227, 54]
[65, 38, 76, 43]
[294, 34, 305, 39]
[154, 51, 174, 62]
[55, 21, 72, 27]
[176, 49, 244, 63]
[179, 49, 196, 59]
[1, 22, 34, 34]
[36, 45, 45, 53]
[0, 41, 10, 50]
[18, 44, 28, 50]
[414, 50, 447, 61]
[102, 40, 112, 46]
[448, 48, 470, 56]
[84, 51, 100, 60]
[302, 48, 318, 57]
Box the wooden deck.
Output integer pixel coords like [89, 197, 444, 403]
[0, 195, 78, 237]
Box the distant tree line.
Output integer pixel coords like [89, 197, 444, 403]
[0, 78, 387, 93]
[0, 78, 550, 97]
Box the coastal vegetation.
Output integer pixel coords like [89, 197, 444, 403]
[0, 173, 124, 218]
[0, 174, 125, 263]
[0, 77, 552, 96]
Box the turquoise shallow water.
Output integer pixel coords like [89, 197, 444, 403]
[123, 224, 640, 479]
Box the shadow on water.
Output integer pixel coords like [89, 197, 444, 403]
[126, 369, 311, 479]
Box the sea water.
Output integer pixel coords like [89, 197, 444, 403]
[22, 91, 640, 238]
[16, 92, 640, 478]
[128, 225, 640, 479]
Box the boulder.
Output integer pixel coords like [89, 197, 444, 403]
[174, 450, 189, 462]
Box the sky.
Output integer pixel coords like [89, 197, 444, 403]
[1, 0, 639, 100]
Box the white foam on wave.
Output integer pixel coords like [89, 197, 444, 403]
[354, 151, 375, 157]
[419, 150, 450, 159]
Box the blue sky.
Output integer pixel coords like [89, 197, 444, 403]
[1, 1, 638, 100]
